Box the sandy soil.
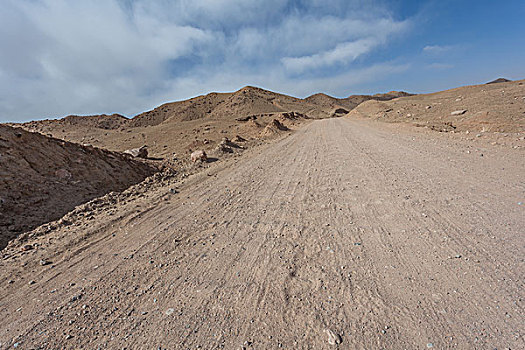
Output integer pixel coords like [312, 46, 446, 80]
[1, 118, 523, 349]
[0, 125, 156, 250]
[351, 79, 525, 135]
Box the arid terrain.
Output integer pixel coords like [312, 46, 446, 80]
[351, 79, 525, 134]
[1, 80, 524, 349]
[0, 125, 157, 250]
[14, 87, 410, 159]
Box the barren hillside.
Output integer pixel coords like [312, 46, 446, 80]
[349, 79, 525, 134]
[0, 125, 156, 249]
[14, 87, 409, 159]
[305, 91, 413, 114]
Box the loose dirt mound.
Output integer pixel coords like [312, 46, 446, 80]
[0, 125, 157, 249]
[260, 119, 290, 138]
[348, 79, 525, 133]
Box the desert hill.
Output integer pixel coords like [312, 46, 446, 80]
[61, 114, 129, 129]
[129, 86, 331, 130]
[129, 92, 232, 127]
[0, 124, 156, 249]
[487, 77, 512, 84]
[348, 79, 525, 133]
[1, 85, 412, 247]
[16, 86, 408, 158]
[305, 91, 413, 113]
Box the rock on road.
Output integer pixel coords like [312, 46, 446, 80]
[1, 118, 523, 349]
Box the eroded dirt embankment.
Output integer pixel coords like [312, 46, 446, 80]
[0, 125, 157, 249]
[2, 111, 311, 250]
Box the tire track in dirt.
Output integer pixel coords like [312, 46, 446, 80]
[1, 118, 523, 349]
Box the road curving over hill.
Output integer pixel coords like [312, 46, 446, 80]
[1, 118, 523, 349]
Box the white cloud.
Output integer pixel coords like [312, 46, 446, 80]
[282, 38, 378, 73]
[278, 15, 409, 73]
[235, 15, 410, 61]
[423, 45, 454, 54]
[0, 0, 415, 122]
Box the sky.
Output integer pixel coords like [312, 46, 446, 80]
[1, 0, 524, 122]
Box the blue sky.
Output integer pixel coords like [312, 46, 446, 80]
[1, 0, 524, 122]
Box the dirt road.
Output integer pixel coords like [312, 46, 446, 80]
[1, 118, 523, 349]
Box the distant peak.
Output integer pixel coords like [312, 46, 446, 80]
[64, 113, 127, 120]
[237, 86, 270, 93]
[486, 78, 511, 84]
[306, 93, 333, 99]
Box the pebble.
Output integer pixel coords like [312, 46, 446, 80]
[165, 308, 175, 315]
[40, 259, 51, 266]
[451, 110, 467, 116]
[325, 329, 342, 345]
[70, 294, 82, 302]
[28, 280, 36, 285]
[427, 343, 434, 348]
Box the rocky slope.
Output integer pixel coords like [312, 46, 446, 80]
[14, 87, 410, 159]
[305, 91, 412, 114]
[0, 125, 156, 249]
[348, 79, 525, 134]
